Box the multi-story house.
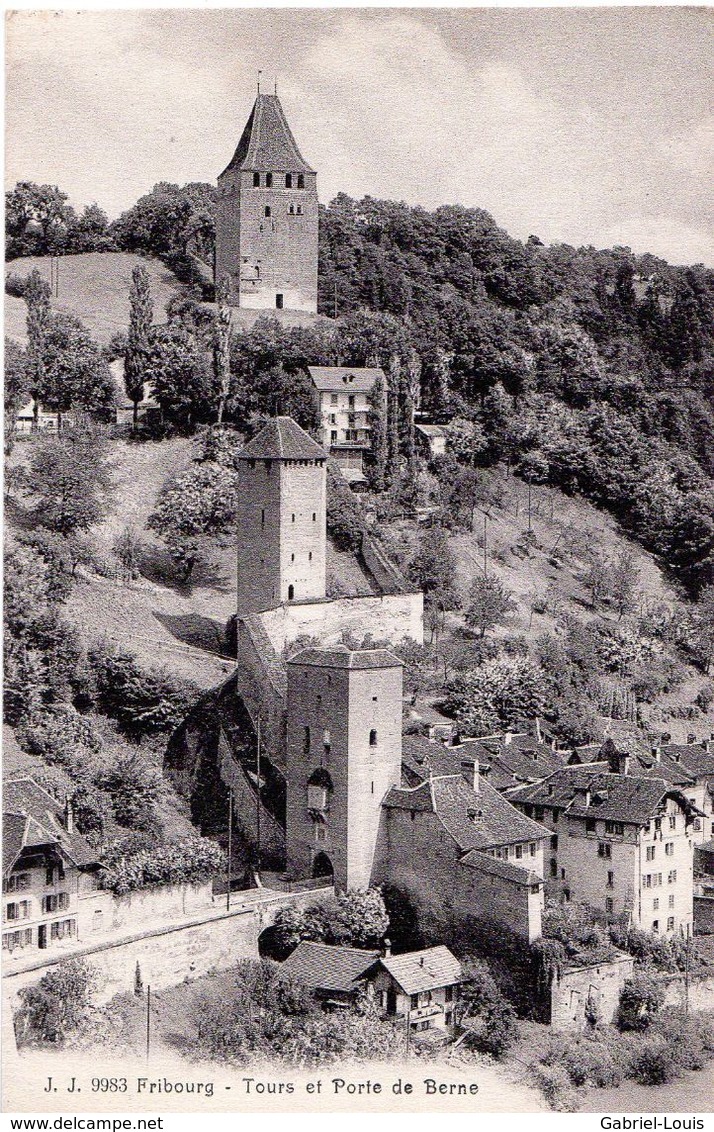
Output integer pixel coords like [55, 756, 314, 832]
[306, 365, 384, 484]
[3, 778, 102, 957]
[508, 751, 700, 937]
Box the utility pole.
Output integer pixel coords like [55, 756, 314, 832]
[334, 281, 338, 320]
[256, 719, 262, 875]
[527, 472, 533, 532]
[483, 512, 488, 577]
[226, 788, 233, 911]
[685, 924, 691, 1018]
[146, 984, 151, 1063]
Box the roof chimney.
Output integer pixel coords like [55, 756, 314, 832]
[687, 733, 697, 745]
[504, 731, 513, 746]
[652, 747, 661, 764]
[64, 795, 74, 835]
[535, 717, 543, 744]
[619, 754, 630, 776]
[383, 938, 391, 958]
[461, 758, 480, 794]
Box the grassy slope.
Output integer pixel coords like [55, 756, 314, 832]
[4, 251, 187, 346]
[379, 468, 714, 743]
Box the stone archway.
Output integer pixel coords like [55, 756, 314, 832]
[312, 852, 334, 881]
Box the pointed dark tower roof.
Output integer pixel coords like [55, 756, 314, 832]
[238, 416, 327, 461]
[220, 93, 315, 178]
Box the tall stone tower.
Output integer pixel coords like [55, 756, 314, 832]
[215, 91, 318, 312]
[285, 646, 404, 890]
[235, 416, 327, 615]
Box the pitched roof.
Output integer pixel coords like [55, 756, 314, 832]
[384, 773, 549, 850]
[460, 849, 542, 887]
[380, 946, 461, 995]
[288, 645, 402, 671]
[660, 743, 714, 780]
[3, 777, 98, 872]
[508, 765, 697, 825]
[220, 93, 314, 178]
[415, 424, 447, 438]
[280, 941, 379, 993]
[307, 366, 384, 393]
[237, 417, 327, 461]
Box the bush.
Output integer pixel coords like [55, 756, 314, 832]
[696, 682, 714, 712]
[271, 889, 389, 957]
[543, 1034, 622, 1088]
[5, 272, 28, 298]
[617, 973, 664, 1032]
[326, 465, 364, 551]
[628, 1037, 679, 1085]
[15, 959, 95, 1046]
[458, 958, 519, 1057]
[89, 644, 199, 739]
[530, 1063, 579, 1112]
[99, 836, 225, 895]
[99, 753, 162, 831]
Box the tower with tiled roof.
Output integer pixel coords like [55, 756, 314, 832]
[235, 417, 327, 614]
[215, 90, 318, 312]
[285, 646, 404, 890]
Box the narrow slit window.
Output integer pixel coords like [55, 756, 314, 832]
[265, 206, 271, 218]
[369, 729, 378, 747]
[285, 173, 293, 188]
[253, 172, 260, 187]
[266, 173, 273, 188]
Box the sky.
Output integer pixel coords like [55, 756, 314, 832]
[5, 7, 713, 265]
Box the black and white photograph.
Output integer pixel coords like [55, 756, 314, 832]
[3, 4, 714, 1118]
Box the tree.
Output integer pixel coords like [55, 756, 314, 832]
[271, 889, 389, 956]
[214, 274, 232, 424]
[147, 460, 238, 581]
[4, 337, 29, 453]
[617, 974, 664, 1032]
[465, 574, 517, 637]
[36, 313, 116, 424]
[326, 465, 364, 551]
[5, 182, 75, 259]
[25, 424, 115, 534]
[366, 374, 387, 491]
[15, 959, 95, 1046]
[24, 268, 51, 427]
[147, 323, 216, 429]
[610, 550, 640, 620]
[446, 417, 487, 466]
[443, 656, 548, 735]
[583, 559, 611, 608]
[409, 527, 460, 608]
[99, 753, 161, 831]
[124, 265, 154, 431]
[457, 958, 518, 1056]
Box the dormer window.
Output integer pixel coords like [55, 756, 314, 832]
[266, 173, 273, 188]
[285, 173, 293, 188]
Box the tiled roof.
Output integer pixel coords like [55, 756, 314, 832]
[415, 424, 447, 438]
[3, 777, 98, 872]
[308, 366, 384, 393]
[288, 645, 402, 671]
[508, 765, 695, 825]
[220, 93, 314, 178]
[380, 946, 461, 995]
[383, 773, 549, 850]
[661, 744, 714, 779]
[460, 849, 542, 887]
[238, 417, 327, 461]
[280, 941, 379, 993]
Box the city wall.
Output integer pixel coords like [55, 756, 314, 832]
[549, 955, 634, 1033]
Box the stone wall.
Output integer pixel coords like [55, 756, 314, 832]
[695, 893, 714, 934]
[259, 591, 424, 653]
[3, 887, 332, 1008]
[549, 955, 635, 1033]
[235, 614, 288, 764]
[218, 744, 285, 859]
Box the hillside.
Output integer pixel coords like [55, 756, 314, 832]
[4, 251, 187, 346]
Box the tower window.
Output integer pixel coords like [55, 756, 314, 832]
[323, 729, 331, 752]
[276, 294, 284, 309]
[312, 513, 316, 522]
[291, 553, 295, 562]
[265, 206, 271, 218]
[297, 174, 305, 189]
[285, 173, 292, 188]
[253, 172, 260, 187]
[369, 729, 378, 747]
[266, 173, 273, 188]
[303, 726, 310, 754]
[289, 204, 295, 215]
[292, 513, 295, 522]
[261, 508, 265, 528]
[309, 552, 312, 562]
[288, 584, 295, 600]
[296, 205, 303, 215]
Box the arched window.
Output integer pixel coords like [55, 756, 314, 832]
[369, 729, 378, 747]
[297, 174, 305, 189]
[285, 173, 293, 188]
[253, 172, 260, 187]
[289, 204, 295, 215]
[266, 173, 273, 188]
[288, 584, 295, 601]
